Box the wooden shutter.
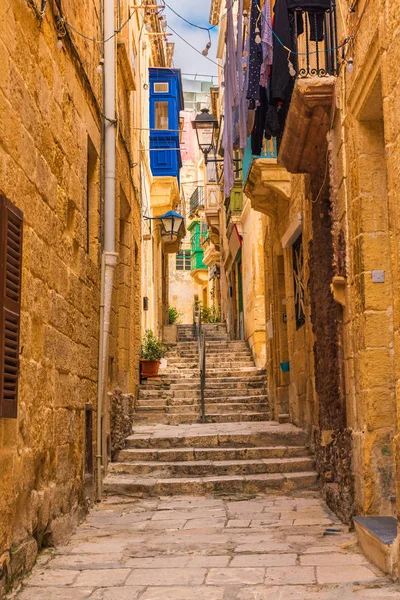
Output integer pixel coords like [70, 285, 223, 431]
[0, 195, 23, 419]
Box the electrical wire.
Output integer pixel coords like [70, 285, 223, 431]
[162, 0, 217, 31]
[62, 7, 142, 44]
[167, 24, 222, 69]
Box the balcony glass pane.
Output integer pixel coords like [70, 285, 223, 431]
[155, 101, 169, 130]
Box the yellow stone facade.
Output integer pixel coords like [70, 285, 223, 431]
[211, 0, 400, 574]
[0, 0, 158, 591]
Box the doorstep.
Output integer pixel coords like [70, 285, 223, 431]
[353, 516, 397, 575]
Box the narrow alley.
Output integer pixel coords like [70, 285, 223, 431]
[4, 0, 400, 598]
[10, 325, 400, 598]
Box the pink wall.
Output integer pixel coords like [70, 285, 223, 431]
[180, 111, 196, 163]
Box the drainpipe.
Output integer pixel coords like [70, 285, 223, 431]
[97, 0, 118, 501]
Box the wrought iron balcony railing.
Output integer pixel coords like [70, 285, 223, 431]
[290, 3, 338, 78]
[189, 186, 204, 217]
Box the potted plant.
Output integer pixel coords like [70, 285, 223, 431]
[140, 330, 167, 377]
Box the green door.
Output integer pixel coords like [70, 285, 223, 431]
[237, 251, 244, 339]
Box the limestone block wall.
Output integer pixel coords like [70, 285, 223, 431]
[331, 0, 398, 519]
[0, 0, 141, 592]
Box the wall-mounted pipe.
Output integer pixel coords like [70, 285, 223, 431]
[96, 0, 118, 501]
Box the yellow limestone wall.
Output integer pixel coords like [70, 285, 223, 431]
[330, 0, 398, 519]
[261, 176, 315, 426]
[0, 0, 141, 591]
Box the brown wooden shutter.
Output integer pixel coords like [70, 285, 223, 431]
[0, 195, 23, 419]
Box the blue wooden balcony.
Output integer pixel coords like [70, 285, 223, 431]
[149, 68, 184, 181]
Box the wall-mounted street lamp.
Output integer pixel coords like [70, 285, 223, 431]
[192, 108, 219, 164]
[192, 109, 241, 181]
[144, 210, 185, 242]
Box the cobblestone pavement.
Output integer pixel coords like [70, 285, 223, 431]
[12, 493, 400, 599]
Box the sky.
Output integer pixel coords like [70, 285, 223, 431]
[161, 1, 219, 81]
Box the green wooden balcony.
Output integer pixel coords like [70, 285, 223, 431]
[188, 220, 207, 271]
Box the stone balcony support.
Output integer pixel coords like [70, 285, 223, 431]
[150, 176, 180, 217]
[244, 159, 291, 218]
[278, 76, 336, 174]
[205, 208, 220, 249]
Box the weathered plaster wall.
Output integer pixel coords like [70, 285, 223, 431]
[0, 0, 141, 592]
[168, 243, 199, 324]
[241, 199, 266, 368]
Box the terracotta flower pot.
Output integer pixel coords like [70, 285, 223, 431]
[140, 359, 161, 377]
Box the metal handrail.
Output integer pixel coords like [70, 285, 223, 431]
[193, 304, 206, 422]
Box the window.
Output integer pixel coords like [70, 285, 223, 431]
[155, 101, 169, 130]
[0, 195, 23, 419]
[292, 235, 305, 330]
[176, 250, 191, 271]
[154, 82, 169, 93]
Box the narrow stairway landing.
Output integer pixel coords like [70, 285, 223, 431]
[103, 421, 318, 497]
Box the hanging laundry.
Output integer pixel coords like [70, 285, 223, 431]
[260, 0, 273, 88]
[251, 86, 268, 155]
[246, 0, 263, 101]
[236, 0, 248, 151]
[222, 0, 238, 198]
[270, 0, 293, 103]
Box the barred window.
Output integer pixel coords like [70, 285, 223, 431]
[176, 250, 191, 271]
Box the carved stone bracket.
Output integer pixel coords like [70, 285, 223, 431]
[244, 159, 291, 218]
[278, 76, 336, 174]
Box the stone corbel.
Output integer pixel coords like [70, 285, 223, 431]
[330, 276, 347, 307]
[244, 159, 291, 218]
[278, 76, 336, 174]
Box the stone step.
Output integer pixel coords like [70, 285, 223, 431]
[167, 353, 253, 361]
[137, 378, 267, 393]
[126, 424, 308, 449]
[109, 456, 314, 477]
[169, 393, 268, 403]
[178, 341, 247, 348]
[139, 388, 266, 399]
[132, 412, 270, 425]
[135, 398, 268, 411]
[170, 377, 266, 389]
[103, 470, 318, 497]
[354, 516, 398, 575]
[168, 357, 255, 365]
[178, 396, 268, 407]
[118, 445, 311, 462]
[136, 402, 268, 415]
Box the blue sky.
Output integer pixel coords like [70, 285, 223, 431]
[162, 1, 219, 80]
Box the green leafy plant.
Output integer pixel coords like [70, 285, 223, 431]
[201, 305, 221, 323]
[168, 306, 180, 324]
[140, 330, 167, 361]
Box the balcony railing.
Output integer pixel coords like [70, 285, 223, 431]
[189, 186, 204, 217]
[225, 185, 244, 226]
[291, 4, 338, 79]
[242, 137, 277, 184]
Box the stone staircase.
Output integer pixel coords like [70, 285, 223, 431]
[103, 322, 318, 498]
[103, 421, 317, 497]
[134, 323, 269, 425]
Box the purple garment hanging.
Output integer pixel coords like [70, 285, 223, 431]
[236, 0, 248, 151]
[223, 0, 237, 198]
